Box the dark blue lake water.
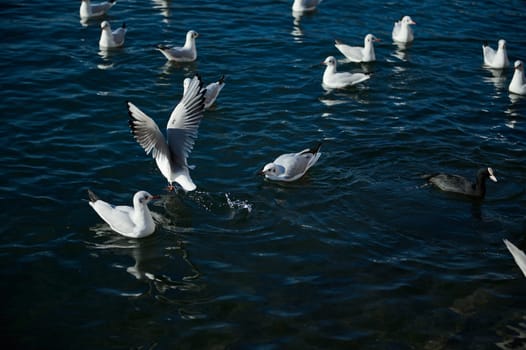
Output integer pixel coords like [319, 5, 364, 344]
[1, 0, 525, 348]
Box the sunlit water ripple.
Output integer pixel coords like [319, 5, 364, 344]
[1, 0, 525, 348]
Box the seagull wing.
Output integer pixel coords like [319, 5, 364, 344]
[504, 239, 526, 277]
[127, 101, 173, 179]
[335, 42, 363, 62]
[165, 75, 206, 167]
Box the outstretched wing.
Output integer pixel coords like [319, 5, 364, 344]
[127, 101, 171, 169]
[166, 75, 206, 167]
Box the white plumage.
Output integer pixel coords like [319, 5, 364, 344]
[157, 30, 199, 62]
[335, 34, 380, 63]
[392, 15, 415, 43]
[88, 190, 157, 238]
[128, 75, 206, 192]
[321, 56, 370, 89]
[99, 21, 126, 49]
[259, 143, 322, 182]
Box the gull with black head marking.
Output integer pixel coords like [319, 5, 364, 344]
[127, 75, 206, 192]
[259, 142, 322, 182]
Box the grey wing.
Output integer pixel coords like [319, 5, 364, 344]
[276, 153, 310, 179]
[112, 27, 126, 45]
[166, 75, 206, 161]
[127, 101, 171, 165]
[335, 43, 362, 62]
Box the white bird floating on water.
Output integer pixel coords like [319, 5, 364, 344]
[128, 75, 206, 192]
[321, 56, 370, 89]
[292, 0, 323, 12]
[509, 60, 526, 95]
[88, 190, 158, 238]
[503, 239, 526, 278]
[80, 0, 116, 20]
[99, 21, 126, 49]
[392, 15, 415, 43]
[183, 75, 226, 110]
[157, 30, 199, 62]
[482, 39, 510, 69]
[259, 142, 322, 182]
[335, 34, 380, 63]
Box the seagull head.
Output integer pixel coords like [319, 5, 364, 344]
[188, 30, 199, 40]
[322, 56, 337, 67]
[100, 21, 110, 30]
[402, 16, 416, 25]
[498, 39, 507, 49]
[365, 34, 380, 44]
[259, 163, 279, 177]
[515, 60, 524, 71]
[133, 191, 160, 206]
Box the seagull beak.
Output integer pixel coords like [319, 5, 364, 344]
[150, 195, 161, 200]
[374, 38, 381, 42]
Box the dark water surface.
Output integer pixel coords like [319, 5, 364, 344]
[2, 0, 526, 348]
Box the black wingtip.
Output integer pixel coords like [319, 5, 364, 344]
[310, 141, 323, 154]
[109, 0, 117, 4]
[122, 22, 126, 29]
[87, 189, 99, 202]
[483, 40, 488, 47]
[218, 74, 226, 84]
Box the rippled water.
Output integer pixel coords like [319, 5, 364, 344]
[2, 0, 526, 348]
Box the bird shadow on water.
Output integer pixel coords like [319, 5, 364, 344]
[85, 228, 203, 306]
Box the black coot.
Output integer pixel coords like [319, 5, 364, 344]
[423, 167, 497, 198]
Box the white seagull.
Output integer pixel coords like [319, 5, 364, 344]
[292, 0, 323, 12]
[503, 239, 526, 278]
[509, 60, 526, 95]
[392, 16, 416, 43]
[80, 0, 116, 20]
[259, 142, 322, 182]
[157, 30, 199, 62]
[183, 75, 226, 110]
[99, 21, 126, 49]
[321, 56, 370, 89]
[128, 75, 206, 192]
[483, 39, 510, 69]
[335, 34, 380, 63]
[88, 190, 158, 238]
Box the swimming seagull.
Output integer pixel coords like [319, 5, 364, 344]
[321, 56, 370, 89]
[157, 30, 199, 62]
[292, 0, 323, 12]
[422, 167, 497, 198]
[335, 34, 381, 63]
[88, 189, 158, 238]
[259, 142, 322, 182]
[509, 60, 526, 95]
[503, 239, 526, 278]
[392, 15, 415, 43]
[482, 39, 510, 69]
[99, 21, 126, 49]
[80, 0, 116, 20]
[128, 75, 206, 192]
